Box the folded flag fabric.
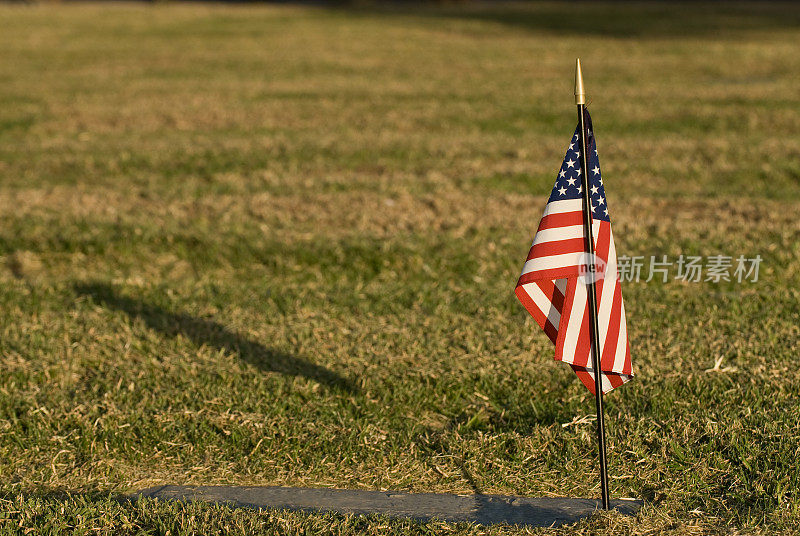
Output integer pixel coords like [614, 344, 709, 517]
[515, 111, 633, 394]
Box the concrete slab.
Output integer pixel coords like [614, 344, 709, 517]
[137, 485, 642, 528]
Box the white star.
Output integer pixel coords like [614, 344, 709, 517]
[592, 166, 600, 175]
[566, 159, 575, 168]
[577, 185, 583, 194]
[591, 185, 599, 194]
[559, 169, 566, 178]
[573, 134, 578, 141]
[569, 143, 574, 150]
[591, 204, 597, 213]
[575, 151, 581, 159]
[566, 177, 577, 186]
[604, 208, 609, 216]
[558, 186, 567, 196]
[597, 196, 605, 205]
[576, 169, 582, 176]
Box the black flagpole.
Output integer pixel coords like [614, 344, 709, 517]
[574, 58, 610, 510]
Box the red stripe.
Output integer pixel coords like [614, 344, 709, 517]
[517, 266, 579, 286]
[543, 318, 558, 343]
[572, 366, 597, 395]
[622, 339, 632, 375]
[538, 280, 565, 313]
[574, 297, 591, 369]
[600, 283, 622, 372]
[608, 373, 625, 389]
[590, 223, 618, 372]
[554, 277, 577, 363]
[514, 285, 548, 334]
[515, 280, 564, 345]
[537, 280, 565, 345]
[590, 223, 610, 309]
[537, 211, 583, 231]
[572, 367, 627, 395]
[527, 237, 585, 260]
[588, 225, 609, 370]
[593, 222, 611, 265]
[574, 223, 611, 373]
[594, 224, 611, 288]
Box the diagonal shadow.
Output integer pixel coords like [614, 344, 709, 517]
[73, 282, 358, 394]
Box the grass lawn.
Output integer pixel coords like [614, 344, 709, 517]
[1, 1, 799, 534]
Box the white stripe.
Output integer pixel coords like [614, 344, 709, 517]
[531, 225, 584, 247]
[596, 229, 617, 355]
[555, 278, 567, 295]
[529, 220, 602, 252]
[601, 372, 611, 393]
[612, 301, 628, 374]
[601, 372, 632, 393]
[542, 199, 583, 217]
[561, 280, 586, 365]
[521, 253, 584, 275]
[590, 221, 602, 249]
[581, 368, 613, 393]
[522, 283, 560, 329]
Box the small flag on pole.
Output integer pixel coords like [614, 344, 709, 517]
[514, 111, 633, 394]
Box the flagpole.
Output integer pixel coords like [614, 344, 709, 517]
[574, 58, 610, 510]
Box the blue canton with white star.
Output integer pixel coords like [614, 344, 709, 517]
[546, 113, 610, 223]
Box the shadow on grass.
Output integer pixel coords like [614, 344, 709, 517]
[335, 2, 800, 40]
[73, 282, 359, 395]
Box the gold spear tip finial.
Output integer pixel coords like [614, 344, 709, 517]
[575, 58, 586, 105]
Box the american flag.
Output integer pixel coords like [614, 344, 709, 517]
[515, 111, 633, 394]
